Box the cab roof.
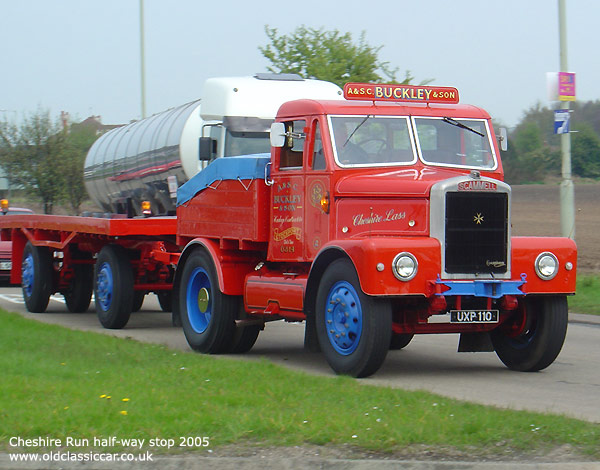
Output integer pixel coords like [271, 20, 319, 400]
[276, 99, 491, 120]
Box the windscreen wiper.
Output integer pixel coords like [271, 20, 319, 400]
[344, 115, 372, 147]
[442, 117, 484, 137]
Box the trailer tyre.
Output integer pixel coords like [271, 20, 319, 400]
[64, 263, 94, 313]
[94, 245, 134, 329]
[157, 291, 172, 312]
[179, 249, 236, 353]
[390, 333, 414, 350]
[316, 259, 392, 378]
[132, 291, 146, 312]
[21, 242, 53, 313]
[491, 296, 568, 372]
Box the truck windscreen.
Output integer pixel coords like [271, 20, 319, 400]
[224, 131, 272, 157]
[413, 117, 497, 170]
[329, 116, 416, 168]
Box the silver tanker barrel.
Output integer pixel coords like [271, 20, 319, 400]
[84, 100, 203, 216]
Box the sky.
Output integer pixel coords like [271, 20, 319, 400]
[1, 0, 598, 129]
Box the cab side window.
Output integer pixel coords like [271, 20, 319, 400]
[279, 120, 306, 169]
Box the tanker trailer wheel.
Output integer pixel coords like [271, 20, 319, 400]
[63, 252, 93, 313]
[94, 245, 134, 329]
[491, 296, 568, 372]
[21, 242, 53, 313]
[315, 258, 392, 378]
[390, 333, 414, 350]
[179, 249, 236, 353]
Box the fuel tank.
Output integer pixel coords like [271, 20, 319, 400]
[84, 100, 203, 215]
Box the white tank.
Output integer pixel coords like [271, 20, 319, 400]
[84, 74, 342, 215]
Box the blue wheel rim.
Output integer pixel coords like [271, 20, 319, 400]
[96, 262, 113, 312]
[325, 280, 363, 355]
[186, 267, 212, 334]
[22, 253, 34, 298]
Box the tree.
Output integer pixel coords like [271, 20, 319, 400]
[259, 26, 421, 88]
[571, 123, 600, 178]
[0, 110, 66, 214]
[62, 125, 98, 214]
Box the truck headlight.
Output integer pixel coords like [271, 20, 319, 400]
[535, 252, 558, 280]
[392, 252, 418, 281]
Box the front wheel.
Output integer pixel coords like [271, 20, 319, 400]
[491, 296, 568, 372]
[316, 258, 392, 378]
[179, 249, 236, 353]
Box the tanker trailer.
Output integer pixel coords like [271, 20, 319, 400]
[84, 74, 342, 216]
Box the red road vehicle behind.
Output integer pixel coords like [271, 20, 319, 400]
[0, 83, 577, 377]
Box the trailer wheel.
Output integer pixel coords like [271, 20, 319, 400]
[316, 259, 392, 377]
[94, 245, 134, 329]
[491, 296, 568, 372]
[390, 333, 414, 350]
[64, 263, 93, 313]
[156, 291, 172, 312]
[132, 291, 145, 312]
[179, 249, 235, 353]
[21, 242, 53, 313]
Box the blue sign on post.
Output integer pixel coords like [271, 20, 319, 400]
[554, 110, 570, 134]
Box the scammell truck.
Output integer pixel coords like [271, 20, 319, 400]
[0, 81, 577, 377]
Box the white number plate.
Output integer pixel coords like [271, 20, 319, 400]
[450, 310, 499, 324]
[0, 261, 11, 270]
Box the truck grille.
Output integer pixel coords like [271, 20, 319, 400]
[445, 192, 508, 274]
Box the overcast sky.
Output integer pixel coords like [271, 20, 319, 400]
[1, 0, 597, 128]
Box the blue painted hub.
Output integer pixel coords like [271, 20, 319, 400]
[22, 252, 34, 298]
[325, 280, 363, 355]
[186, 267, 212, 334]
[96, 262, 113, 312]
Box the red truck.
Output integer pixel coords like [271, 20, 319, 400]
[0, 82, 577, 377]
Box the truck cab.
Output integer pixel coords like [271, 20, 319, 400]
[175, 83, 577, 378]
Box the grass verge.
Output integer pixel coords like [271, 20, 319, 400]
[0, 309, 598, 459]
[570, 274, 600, 315]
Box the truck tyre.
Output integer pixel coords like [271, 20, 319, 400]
[21, 242, 53, 313]
[316, 258, 392, 378]
[390, 333, 414, 350]
[179, 249, 236, 353]
[94, 245, 134, 329]
[491, 296, 568, 372]
[157, 291, 172, 312]
[228, 325, 261, 354]
[64, 263, 93, 313]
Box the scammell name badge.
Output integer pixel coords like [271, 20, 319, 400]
[457, 181, 497, 192]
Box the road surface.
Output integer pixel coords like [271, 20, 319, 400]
[1, 286, 598, 423]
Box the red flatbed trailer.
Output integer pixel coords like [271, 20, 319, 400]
[0, 214, 179, 328]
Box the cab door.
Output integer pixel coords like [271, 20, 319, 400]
[268, 119, 306, 262]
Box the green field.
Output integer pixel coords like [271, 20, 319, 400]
[570, 274, 600, 315]
[0, 309, 598, 460]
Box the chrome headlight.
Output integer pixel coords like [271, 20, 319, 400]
[535, 252, 558, 280]
[392, 252, 418, 281]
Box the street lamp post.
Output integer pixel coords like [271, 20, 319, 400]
[558, 0, 575, 239]
[140, 0, 147, 119]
